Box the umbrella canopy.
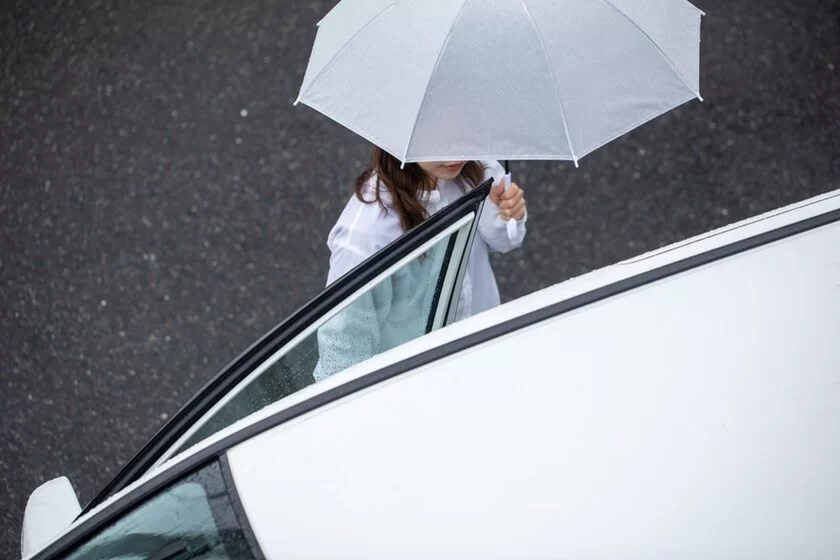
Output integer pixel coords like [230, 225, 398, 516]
[296, 0, 704, 167]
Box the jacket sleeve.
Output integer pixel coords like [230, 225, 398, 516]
[325, 239, 371, 286]
[478, 161, 528, 253]
[323, 196, 402, 286]
[477, 192, 528, 254]
[475, 159, 527, 254]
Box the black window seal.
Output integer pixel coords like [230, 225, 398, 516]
[218, 454, 265, 560]
[425, 234, 460, 334]
[79, 179, 494, 517]
[33, 203, 838, 560]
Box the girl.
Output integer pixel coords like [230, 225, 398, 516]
[312, 147, 527, 381]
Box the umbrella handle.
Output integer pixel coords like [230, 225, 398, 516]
[503, 173, 517, 241]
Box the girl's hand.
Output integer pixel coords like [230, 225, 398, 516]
[490, 179, 527, 221]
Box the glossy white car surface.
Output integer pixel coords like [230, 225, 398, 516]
[23, 187, 840, 559]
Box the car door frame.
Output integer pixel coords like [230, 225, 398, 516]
[79, 179, 494, 517]
[157, 210, 480, 465]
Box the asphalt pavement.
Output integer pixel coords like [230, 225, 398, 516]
[1, 0, 838, 555]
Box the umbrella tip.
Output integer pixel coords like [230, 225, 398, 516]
[293, 97, 300, 106]
[573, 157, 580, 169]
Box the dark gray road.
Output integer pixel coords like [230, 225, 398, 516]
[1, 0, 838, 555]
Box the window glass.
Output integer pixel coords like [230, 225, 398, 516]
[179, 221, 467, 452]
[65, 461, 258, 559]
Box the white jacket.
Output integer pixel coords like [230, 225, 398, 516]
[313, 160, 527, 381]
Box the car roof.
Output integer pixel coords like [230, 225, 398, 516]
[224, 188, 840, 558]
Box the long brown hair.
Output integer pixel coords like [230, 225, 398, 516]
[354, 147, 486, 233]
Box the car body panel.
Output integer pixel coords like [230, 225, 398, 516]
[228, 201, 840, 558]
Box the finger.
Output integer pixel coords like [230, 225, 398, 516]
[502, 183, 522, 199]
[502, 190, 522, 206]
[504, 201, 524, 219]
[500, 191, 523, 209]
[506, 198, 526, 218]
[489, 182, 504, 204]
[504, 200, 522, 217]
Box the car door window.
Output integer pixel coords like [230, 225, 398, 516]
[64, 460, 260, 560]
[174, 213, 477, 455]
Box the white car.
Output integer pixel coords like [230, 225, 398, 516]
[22, 182, 840, 559]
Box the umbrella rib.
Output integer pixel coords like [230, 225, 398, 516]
[401, 0, 471, 164]
[296, 0, 404, 104]
[596, 0, 704, 101]
[520, 0, 578, 167]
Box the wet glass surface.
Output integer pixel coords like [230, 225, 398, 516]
[66, 461, 257, 559]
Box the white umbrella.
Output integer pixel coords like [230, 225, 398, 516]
[295, 0, 704, 168]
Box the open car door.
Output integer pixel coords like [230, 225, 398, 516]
[80, 178, 495, 515]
